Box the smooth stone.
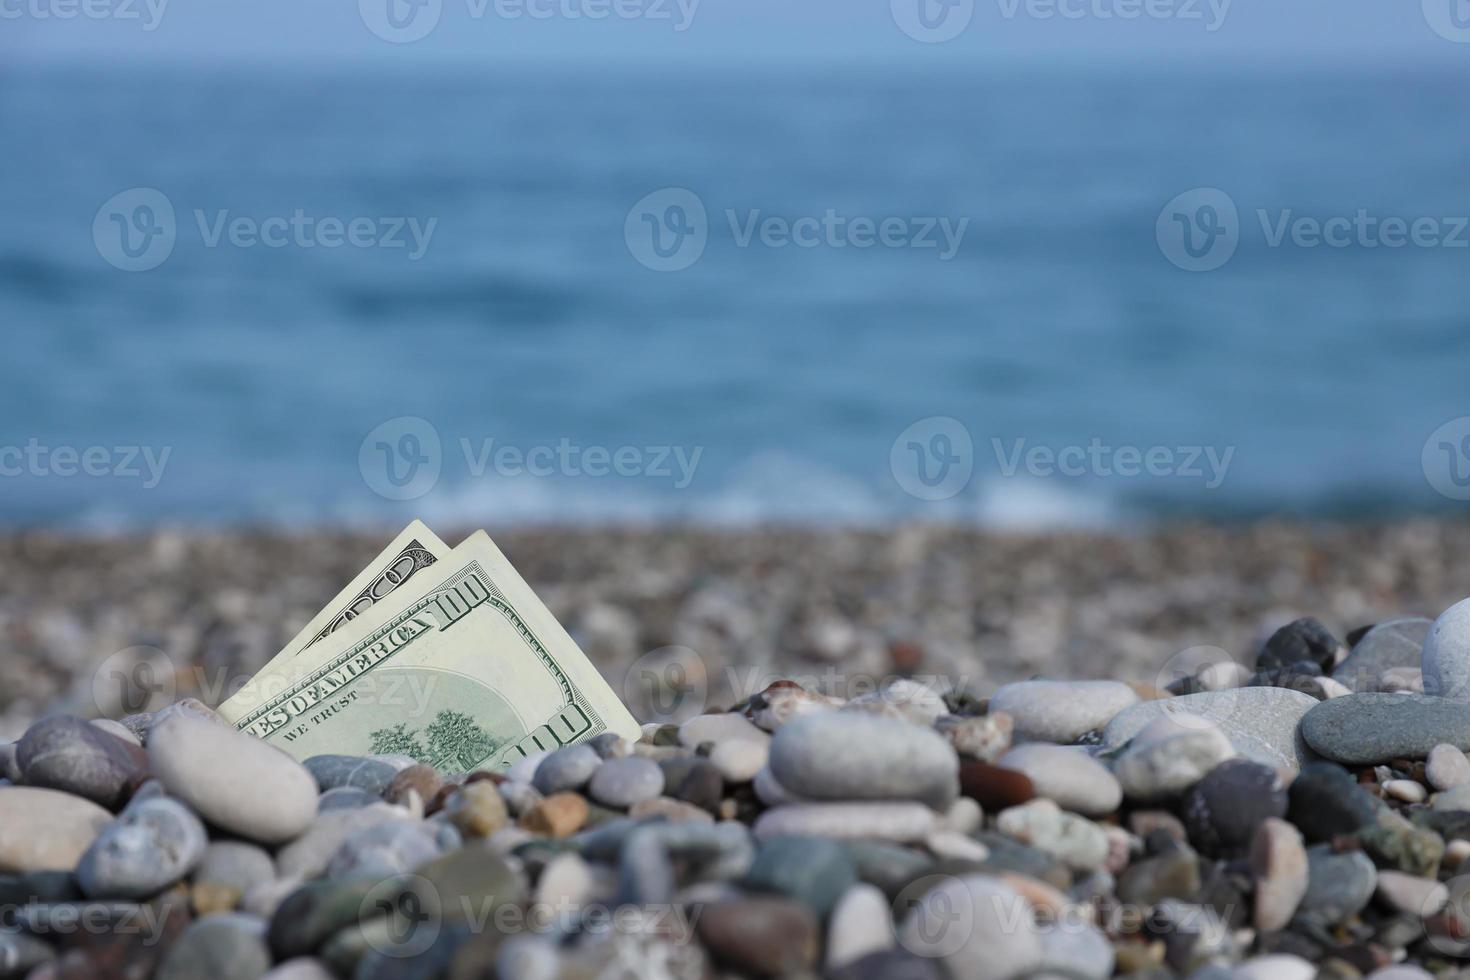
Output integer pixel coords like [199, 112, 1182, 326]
[0, 786, 112, 872]
[76, 796, 207, 899]
[678, 712, 770, 748]
[843, 680, 949, 727]
[16, 714, 148, 809]
[1385, 779, 1428, 803]
[519, 792, 589, 838]
[959, 761, 1036, 811]
[195, 841, 276, 893]
[1103, 688, 1317, 771]
[1375, 869, 1447, 914]
[1380, 667, 1425, 693]
[301, 755, 397, 795]
[316, 787, 379, 812]
[941, 797, 983, 836]
[382, 764, 442, 808]
[1299, 844, 1376, 924]
[262, 959, 336, 980]
[708, 739, 767, 783]
[926, 830, 990, 863]
[1423, 597, 1470, 699]
[1182, 759, 1289, 856]
[533, 851, 597, 909]
[1114, 715, 1235, 802]
[531, 745, 601, 795]
[753, 803, 939, 844]
[1116, 846, 1201, 907]
[899, 875, 1043, 980]
[696, 897, 818, 976]
[1038, 921, 1114, 980]
[998, 744, 1120, 817]
[1301, 693, 1470, 764]
[274, 804, 405, 880]
[325, 819, 439, 879]
[1333, 618, 1432, 692]
[587, 757, 664, 809]
[996, 799, 1109, 872]
[149, 714, 317, 845]
[743, 834, 856, 918]
[936, 712, 1013, 762]
[1232, 954, 1316, 980]
[1435, 783, 1470, 812]
[769, 713, 958, 810]
[1251, 818, 1308, 931]
[1287, 763, 1381, 841]
[829, 950, 943, 980]
[158, 912, 271, 980]
[1429, 743, 1470, 790]
[826, 883, 895, 970]
[659, 756, 725, 814]
[442, 781, 509, 837]
[1258, 618, 1343, 672]
[988, 680, 1139, 744]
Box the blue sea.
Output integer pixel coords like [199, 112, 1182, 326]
[4, 65, 1470, 529]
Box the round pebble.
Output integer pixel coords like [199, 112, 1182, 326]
[530, 745, 601, 795]
[1428, 743, 1470, 790]
[1251, 817, 1308, 931]
[997, 744, 1121, 817]
[826, 883, 893, 971]
[1300, 693, 1470, 764]
[768, 712, 958, 810]
[301, 755, 399, 795]
[16, 714, 148, 809]
[587, 757, 665, 809]
[1423, 597, 1470, 700]
[1182, 759, 1289, 856]
[1333, 618, 1432, 693]
[709, 739, 767, 783]
[76, 796, 207, 899]
[1299, 844, 1376, 925]
[899, 875, 1043, 980]
[195, 840, 276, 894]
[0, 786, 112, 873]
[149, 714, 317, 845]
[1104, 688, 1316, 772]
[1114, 714, 1236, 802]
[988, 680, 1139, 744]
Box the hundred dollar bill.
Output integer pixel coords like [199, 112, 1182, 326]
[218, 530, 640, 770]
[254, 520, 450, 679]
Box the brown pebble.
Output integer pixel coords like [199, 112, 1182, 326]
[444, 781, 509, 838]
[958, 760, 1035, 811]
[384, 765, 443, 808]
[190, 882, 240, 916]
[696, 897, 818, 976]
[520, 792, 589, 838]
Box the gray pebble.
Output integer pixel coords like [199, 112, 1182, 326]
[326, 819, 440, 880]
[1333, 618, 1432, 692]
[158, 912, 271, 980]
[531, 745, 601, 795]
[588, 757, 665, 809]
[17, 714, 148, 809]
[1429, 743, 1470, 791]
[998, 744, 1121, 817]
[989, 680, 1139, 744]
[1424, 598, 1470, 700]
[769, 713, 958, 810]
[1300, 693, 1470, 764]
[316, 787, 380, 812]
[76, 796, 207, 899]
[195, 840, 276, 893]
[1298, 844, 1377, 924]
[1103, 688, 1316, 771]
[744, 834, 857, 918]
[302, 755, 399, 795]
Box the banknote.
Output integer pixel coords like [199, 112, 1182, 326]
[219, 529, 640, 770]
[254, 519, 450, 679]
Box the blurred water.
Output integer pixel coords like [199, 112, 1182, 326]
[3, 65, 1469, 529]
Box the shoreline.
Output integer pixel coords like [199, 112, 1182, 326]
[3, 518, 1468, 738]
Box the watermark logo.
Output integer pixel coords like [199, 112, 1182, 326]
[891, 417, 974, 501]
[626, 188, 969, 271]
[996, 0, 1230, 31]
[360, 417, 444, 501]
[0, 440, 171, 487]
[92, 646, 178, 718]
[94, 188, 176, 272]
[94, 187, 437, 271]
[1424, 417, 1470, 501]
[626, 188, 708, 272]
[894, 875, 977, 958]
[0, 0, 168, 31]
[992, 437, 1233, 488]
[1156, 187, 1239, 272]
[360, 0, 443, 42]
[1424, 0, 1470, 42]
[891, 0, 974, 43]
[361, 875, 442, 958]
[622, 646, 710, 724]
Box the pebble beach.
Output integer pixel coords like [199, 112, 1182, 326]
[6, 521, 1470, 978]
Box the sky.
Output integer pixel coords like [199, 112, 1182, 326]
[5, 0, 1470, 68]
